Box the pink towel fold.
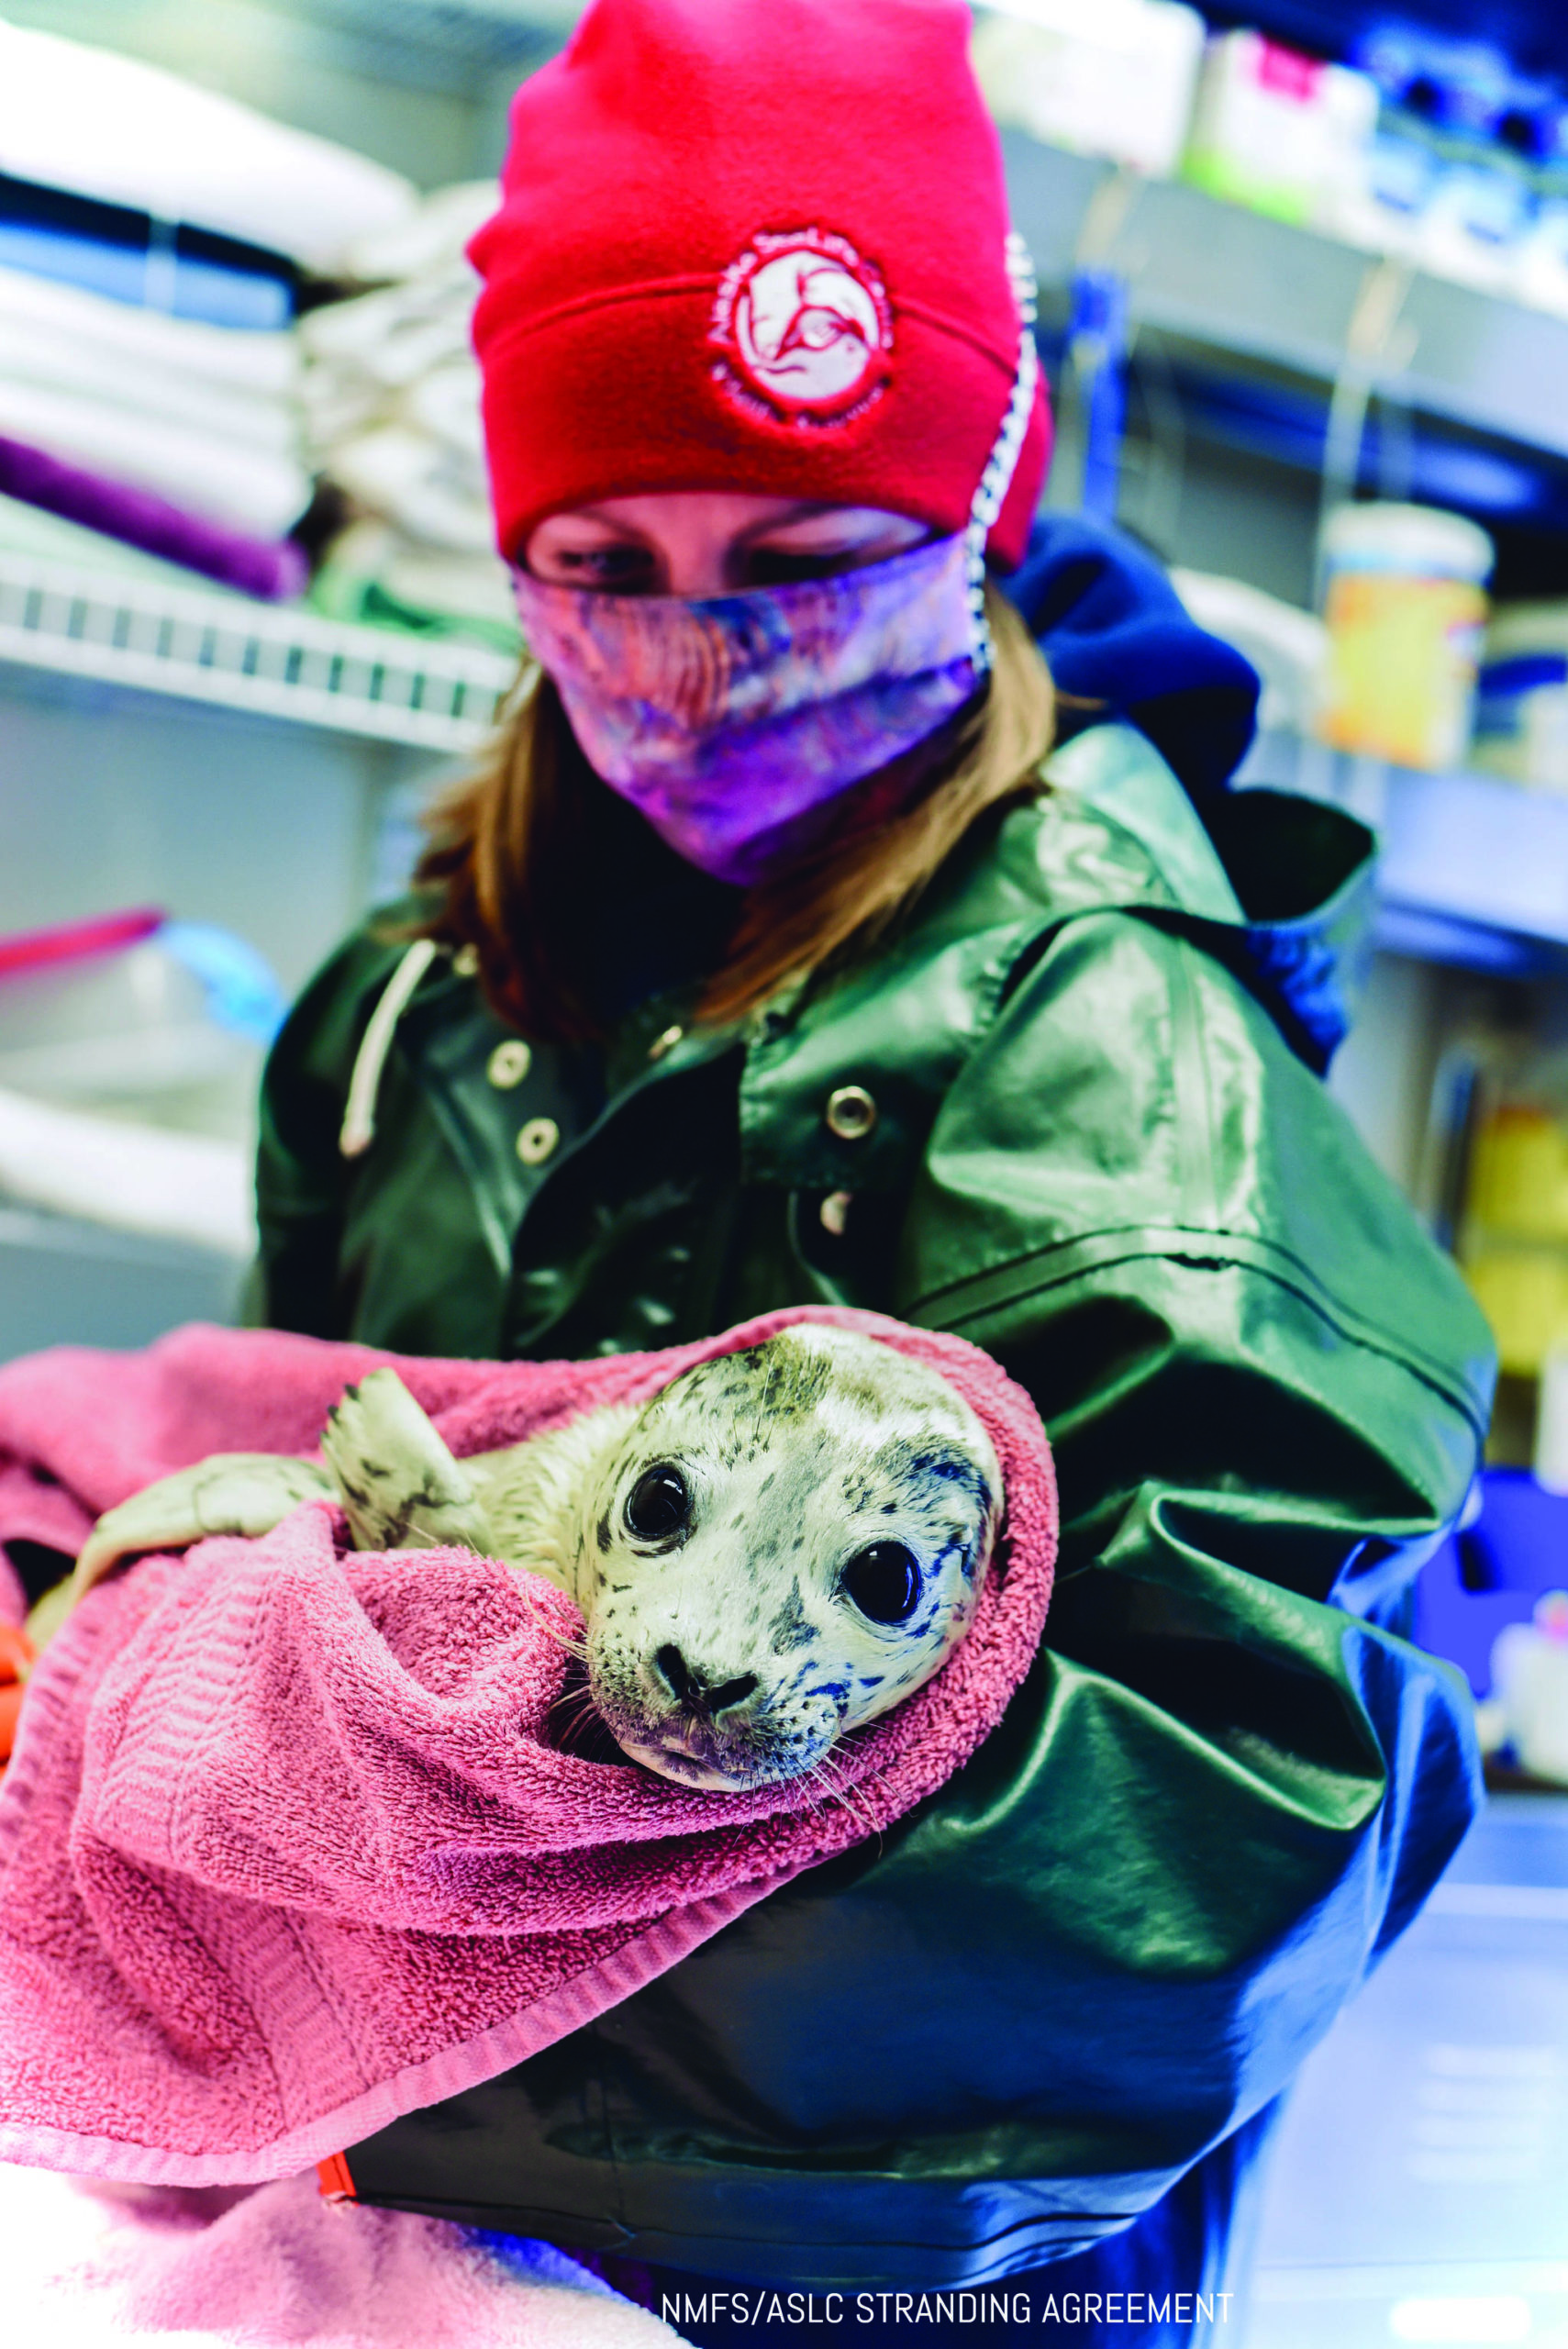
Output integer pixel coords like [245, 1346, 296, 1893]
[0, 1306, 1054, 2185]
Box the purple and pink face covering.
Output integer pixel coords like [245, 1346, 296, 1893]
[509, 529, 984, 886]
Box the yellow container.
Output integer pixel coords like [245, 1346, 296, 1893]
[1458, 1084, 1568, 1376]
[1318, 503, 1493, 771]
[1463, 1244, 1568, 1380]
[1466, 1103, 1568, 1242]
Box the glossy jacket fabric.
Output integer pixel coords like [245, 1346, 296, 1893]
[251, 696, 1493, 2287]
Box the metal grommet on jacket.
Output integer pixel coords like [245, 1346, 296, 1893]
[516, 1117, 560, 1165]
[487, 1040, 532, 1089]
[824, 1084, 877, 1141]
[820, 1190, 852, 1236]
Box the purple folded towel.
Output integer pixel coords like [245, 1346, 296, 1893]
[0, 432, 308, 603]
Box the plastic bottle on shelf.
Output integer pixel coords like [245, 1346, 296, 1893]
[1455, 1047, 1568, 1383]
[1513, 100, 1568, 318]
[968, 0, 1206, 180]
[1473, 601, 1568, 794]
[1183, 29, 1379, 231]
[1489, 1592, 1568, 1784]
[1317, 502, 1493, 772]
[1351, 26, 1550, 292]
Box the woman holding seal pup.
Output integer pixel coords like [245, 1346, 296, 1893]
[251, 0, 1491, 2338]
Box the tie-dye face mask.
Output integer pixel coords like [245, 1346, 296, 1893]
[509, 530, 985, 888]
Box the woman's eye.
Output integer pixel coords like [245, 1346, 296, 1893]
[625, 1464, 691, 1542]
[740, 548, 861, 587]
[551, 545, 656, 589]
[840, 1542, 921, 1624]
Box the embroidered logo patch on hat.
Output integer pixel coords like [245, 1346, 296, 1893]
[710, 228, 893, 425]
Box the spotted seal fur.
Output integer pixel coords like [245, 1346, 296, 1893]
[72, 1326, 1001, 1792]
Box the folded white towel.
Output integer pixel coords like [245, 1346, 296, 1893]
[2, 317, 298, 459]
[298, 268, 479, 391]
[341, 179, 500, 284]
[0, 16, 416, 270]
[0, 263, 298, 397]
[405, 362, 484, 463]
[0, 380, 310, 537]
[328, 423, 492, 553]
[302, 358, 483, 473]
[321, 518, 517, 629]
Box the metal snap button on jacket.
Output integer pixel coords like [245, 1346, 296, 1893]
[820, 1190, 852, 1235]
[824, 1084, 877, 1140]
[487, 1040, 532, 1089]
[516, 1116, 559, 1164]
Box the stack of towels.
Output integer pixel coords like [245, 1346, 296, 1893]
[302, 184, 520, 651]
[0, 13, 417, 601]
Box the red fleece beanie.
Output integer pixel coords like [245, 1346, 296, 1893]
[469, 0, 1050, 570]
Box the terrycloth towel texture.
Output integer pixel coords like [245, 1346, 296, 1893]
[0, 1307, 1055, 2184]
[0, 2163, 680, 2347]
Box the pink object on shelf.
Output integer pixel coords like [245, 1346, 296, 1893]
[0, 907, 164, 982]
[0, 1308, 1056, 2184]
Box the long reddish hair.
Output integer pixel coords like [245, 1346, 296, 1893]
[414, 582, 1054, 1042]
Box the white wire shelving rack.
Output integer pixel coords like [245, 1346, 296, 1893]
[0, 553, 517, 753]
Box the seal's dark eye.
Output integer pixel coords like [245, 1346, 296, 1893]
[625, 1464, 690, 1542]
[840, 1542, 920, 1625]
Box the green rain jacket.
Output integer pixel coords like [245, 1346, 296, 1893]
[253, 715, 1492, 2288]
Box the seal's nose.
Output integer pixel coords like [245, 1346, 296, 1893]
[655, 1644, 758, 1717]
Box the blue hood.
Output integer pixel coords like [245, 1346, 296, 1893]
[1003, 514, 1373, 1073]
[1004, 513, 1262, 801]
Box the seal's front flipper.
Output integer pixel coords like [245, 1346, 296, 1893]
[72, 1453, 335, 1603]
[322, 1368, 494, 1555]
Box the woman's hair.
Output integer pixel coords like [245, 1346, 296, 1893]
[414, 581, 1054, 1041]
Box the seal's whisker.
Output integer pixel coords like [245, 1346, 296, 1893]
[515, 1594, 589, 1660]
[552, 1701, 608, 1754]
[810, 1749, 880, 1842]
[551, 1687, 602, 1729]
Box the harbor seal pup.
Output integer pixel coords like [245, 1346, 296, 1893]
[71, 1325, 1001, 1792]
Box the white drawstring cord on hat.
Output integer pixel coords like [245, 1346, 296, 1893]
[339, 938, 439, 1159]
[965, 230, 1040, 673]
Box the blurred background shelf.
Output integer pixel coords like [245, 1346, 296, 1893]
[0, 554, 516, 753]
[1004, 132, 1568, 471]
[0, 1203, 246, 1365]
[1246, 1796, 1568, 2349]
[1242, 739, 1568, 971]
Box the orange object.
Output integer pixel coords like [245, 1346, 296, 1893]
[0, 1622, 33, 1679]
[0, 1624, 33, 1774]
[317, 2152, 357, 2203]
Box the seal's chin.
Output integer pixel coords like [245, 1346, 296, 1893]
[607, 1712, 827, 1794]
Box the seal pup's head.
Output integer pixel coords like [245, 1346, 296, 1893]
[576, 1326, 1001, 1791]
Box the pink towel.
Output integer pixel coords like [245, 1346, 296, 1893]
[0, 2165, 681, 2346]
[0, 1306, 1055, 2185]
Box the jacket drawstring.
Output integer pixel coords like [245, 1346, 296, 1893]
[339, 940, 439, 1159]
